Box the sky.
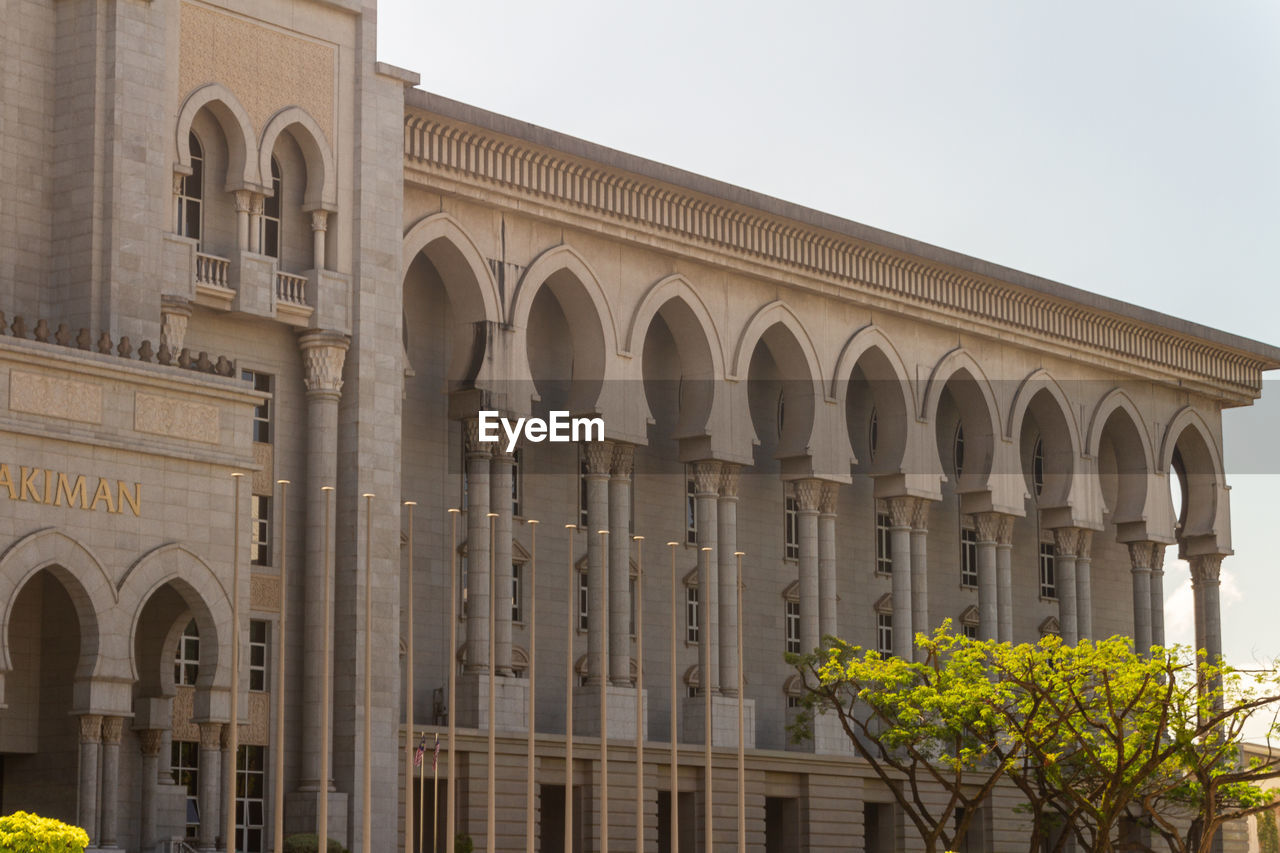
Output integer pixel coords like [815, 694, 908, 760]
[377, 1, 1280, 694]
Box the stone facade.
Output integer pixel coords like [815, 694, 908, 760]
[0, 1, 1275, 852]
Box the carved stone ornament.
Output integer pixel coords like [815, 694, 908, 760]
[463, 418, 492, 457]
[912, 497, 932, 532]
[973, 511, 1005, 544]
[1128, 541, 1154, 571]
[583, 441, 615, 477]
[198, 722, 224, 751]
[311, 210, 329, 233]
[79, 714, 104, 744]
[1076, 529, 1093, 560]
[818, 480, 838, 516]
[691, 460, 722, 495]
[1053, 527, 1081, 557]
[298, 330, 349, 396]
[139, 729, 166, 757]
[719, 463, 741, 499]
[1190, 554, 1223, 585]
[886, 496, 917, 529]
[610, 443, 635, 478]
[101, 716, 124, 745]
[793, 478, 823, 513]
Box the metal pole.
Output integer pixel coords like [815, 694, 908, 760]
[404, 500, 417, 853]
[318, 485, 334, 853]
[526, 520, 539, 853]
[599, 528, 610, 853]
[363, 494, 375, 852]
[487, 512, 498, 853]
[228, 473, 244, 853]
[565, 524, 576, 853]
[273, 480, 289, 853]
[735, 551, 746, 853]
[447, 508, 461, 853]
[701, 546, 713, 853]
[633, 536, 644, 853]
[667, 541, 679, 853]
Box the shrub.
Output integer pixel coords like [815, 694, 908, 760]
[0, 812, 90, 853]
[282, 833, 347, 853]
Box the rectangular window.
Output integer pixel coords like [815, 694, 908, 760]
[877, 612, 893, 656]
[960, 525, 978, 588]
[579, 458, 589, 529]
[686, 585, 699, 643]
[1040, 541, 1057, 599]
[235, 744, 266, 853]
[171, 740, 200, 838]
[578, 571, 589, 632]
[511, 448, 522, 517]
[685, 474, 697, 545]
[512, 562, 523, 623]
[179, 133, 203, 245]
[241, 370, 272, 444]
[783, 495, 799, 560]
[260, 159, 281, 261]
[250, 495, 271, 567]
[248, 619, 268, 692]
[962, 622, 978, 640]
[175, 619, 200, 686]
[875, 510, 893, 575]
[785, 600, 801, 654]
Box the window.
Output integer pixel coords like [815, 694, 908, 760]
[171, 740, 200, 838]
[579, 457, 589, 529]
[250, 495, 271, 567]
[877, 612, 893, 655]
[960, 525, 978, 588]
[235, 744, 266, 853]
[776, 388, 786, 436]
[578, 569, 589, 632]
[784, 675, 804, 709]
[175, 619, 199, 686]
[783, 493, 799, 560]
[1032, 436, 1045, 499]
[249, 619, 268, 691]
[953, 423, 966, 477]
[260, 157, 281, 259]
[960, 606, 979, 641]
[875, 508, 893, 575]
[178, 132, 203, 244]
[685, 472, 697, 545]
[241, 370, 272, 444]
[1039, 540, 1057, 599]
[512, 561, 523, 623]
[686, 584, 699, 644]
[511, 448, 523, 517]
[963, 622, 978, 640]
[868, 406, 879, 460]
[785, 600, 801, 654]
[460, 440, 468, 509]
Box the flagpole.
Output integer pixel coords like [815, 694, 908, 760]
[430, 734, 437, 853]
[404, 500, 416, 853]
[701, 545, 713, 853]
[228, 472, 244, 853]
[446, 508, 460, 853]
[362, 494, 375, 853]
[564, 523, 576, 853]
[667, 540, 679, 853]
[598, 528, 610, 853]
[273, 479, 289, 853]
[526, 519, 539, 853]
[318, 484, 334, 853]
[420, 739, 427, 853]
[487, 512, 498, 853]
[632, 536, 644, 853]
[735, 551, 746, 853]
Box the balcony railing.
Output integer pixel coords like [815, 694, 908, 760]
[275, 270, 308, 306]
[194, 252, 231, 290]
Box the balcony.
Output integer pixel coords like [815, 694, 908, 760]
[274, 269, 314, 326]
[194, 252, 234, 309]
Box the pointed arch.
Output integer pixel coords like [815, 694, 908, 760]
[730, 300, 825, 394]
[1159, 406, 1225, 479]
[258, 106, 336, 209]
[830, 324, 914, 415]
[401, 212, 502, 326]
[920, 347, 1001, 429]
[1006, 369, 1082, 453]
[175, 83, 258, 188]
[624, 274, 725, 375]
[509, 244, 618, 354]
[1085, 388, 1155, 469]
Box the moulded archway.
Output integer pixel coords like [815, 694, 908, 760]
[633, 276, 723, 441]
[257, 106, 336, 209]
[1008, 371, 1081, 509]
[175, 83, 258, 189]
[922, 349, 1002, 496]
[1159, 407, 1225, 543]
[837, 325, 915, 477]
[1087, 389, 1154, 527]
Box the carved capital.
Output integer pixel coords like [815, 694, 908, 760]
[1150, 543, 1167, 573]
[996, 514, 1014, 547]
[973, 512, 1006, 544]
[249, 193, 264, 218]
[794, 478, 822, 513]
[298, 330, 349, 397]
[101, 716, 124, 745]
[173, 172, 185, 196]
[1053, 527, 1082, 557]
[198, 722, 224, 751]
[1076, 529, 1093, 561]
[311, 210, 329, 233]
[692, 460, 722, 495]
[139, 729, 165, 757]
[79, 714, 103, 744]
[462, 418, 492, 458]
[719, 463, 741, 499]
[233, 189, 253, 214]
[818, 481, 839, 516]
[583, 441, 614, 477]
[160, 308, 190, 354]
[1190, 554, 1223, 586]
[1128, 541, 1155, 571]
[911, 497, 932, 532]
[886, 496, 916, 529]
[610, 443, 634, 479]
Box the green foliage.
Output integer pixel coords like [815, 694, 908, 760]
[0, 812, 90, 853]
[282, 833, 348, 853]
[454, 834, 474, 853]
[1259, 807, 1279, 853]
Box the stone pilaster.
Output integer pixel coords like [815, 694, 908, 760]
[99, 716, 124, 847]
[77, 714, 102, 846]
[197, 723, 223, 852]
[995, 515, 1014, 642]
[909, 498, 931, 659]
[609, 443, 634, 686]
[973, 512, 1006, 641]
[1052, 527, 1082, 645]
[584, 441, 614, 685]
[1128, 541, 1156, 654]
[794, 478, 822, 656]
[817, 481, 839, 642]
[490, 446, 515, 676]
[886, 496, 916, 659]
[693, 460, 721, 692]
[1076, 530, 1093, 642]
[464, 419, 492, 674]
[717, 465, 741, 697]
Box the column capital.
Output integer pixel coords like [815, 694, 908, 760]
[1053, 527, 1083, 557]
[886, 495, 916, 529]
[911, 497, 932, 532]
[692, 460, 722, 495]
[1190, 554, 1223, 586]
[1151, 543, 1167, 574]
[583, 440, 615, 477]
[818, 481, 838, 516]
[79, 714, 103, 745]
[138, 729, 165, 757]
[297, 329, 350, 398]
[973, 511, 1009, 544]
[1128, 541, 1157, 571]
[610, 442, 634, 478]
[249, 193, 265, 218]
[198, 722, 224, 751]
[719, 463, 742, 499]
[101, 716, 124, 745]
[996, 514, 1014, 547]
[233, 189, 254, 213]
[311, 209, 329, 233]
[1076, 529, 1093, 560]
[794, 478, 822, 513]
[463, 417, 493, 458]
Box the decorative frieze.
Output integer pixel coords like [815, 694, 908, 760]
[9, 370, 103, 425]
[135, 392, 221, 444]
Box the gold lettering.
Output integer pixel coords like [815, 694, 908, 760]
[0, 464, 15, 500]
[117, 481, 141, 517]
[43, 469, 54, 504]
[89, 478, 116, 514]
[55, 473, 88, 509]
[19, 466, 40, 503]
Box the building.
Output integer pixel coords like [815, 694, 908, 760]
[0, 1, 1276, 851]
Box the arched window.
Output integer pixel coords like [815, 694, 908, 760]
[776, 388, 786, 436]
[261, 156, 282, 259]
[174, 619, 200, 686]
[178, 132, 203, 243]
[953, 423, 966, 477]
[868, 406, 879, 461]
[1032, 436, 1045, 499]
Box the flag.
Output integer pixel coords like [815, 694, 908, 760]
[414, 732, 427, 767]
[432, 732, 440, 772]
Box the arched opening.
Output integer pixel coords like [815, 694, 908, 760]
[1017, 388, 1075, 510]
[932, 367, 996, 495]
[1166, 421, 1219, 545]
[640, 297, 715, 446]
[745, 323, 817, 468]
[525, 269, 607, 416]
[263, 131, 322, 273]
[1095, 405, 1149, 526]
[844, 346, 910, 477]
[185, 108, 238, 260]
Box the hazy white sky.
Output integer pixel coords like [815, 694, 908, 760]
[376, 2, 1280, 680]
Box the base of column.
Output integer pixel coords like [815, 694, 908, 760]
[785, 710, 856, 756]
[283, 790, 349, 843]
[153, 781, 188, 848]
[571, 685, 648, 741]
[681, 695, 755, 749]
[455, 672, 530, 732]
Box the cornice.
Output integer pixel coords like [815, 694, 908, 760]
[402, 94, 1279, 401]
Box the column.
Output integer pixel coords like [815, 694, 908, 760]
[1128, 542, 1155, 654]
[298, 330, 348, 787]
[886, 497, 915, 660]
[1076, 530, 1093, 642]
[248, 192, 264, 254]
[584, 441, 614, 685]
[491, 446, 515, 676]
[99, 716, 123, 848]
[1190, 554, 1224, 665]
[995, 515, 1014, 643]
[1150, 543, 1167, 648]
[310, 210, 329, 271]
[817, 481, 839, 642]
[609, 444, 634, 686]
[197, 723, 223, 852]
[718, 465, 741, 696]
[234, 190, 252, 251]
[77, 714, 102, 846]
[139, 730, 165, 851]
[973, 513, 1003, 641]
[795, 478, 822, 655]
[1052, 528, 1081, 645]
[465, 419, 492, 674]
[693, 460, 721, 692]
[909, 499, 930, 658]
